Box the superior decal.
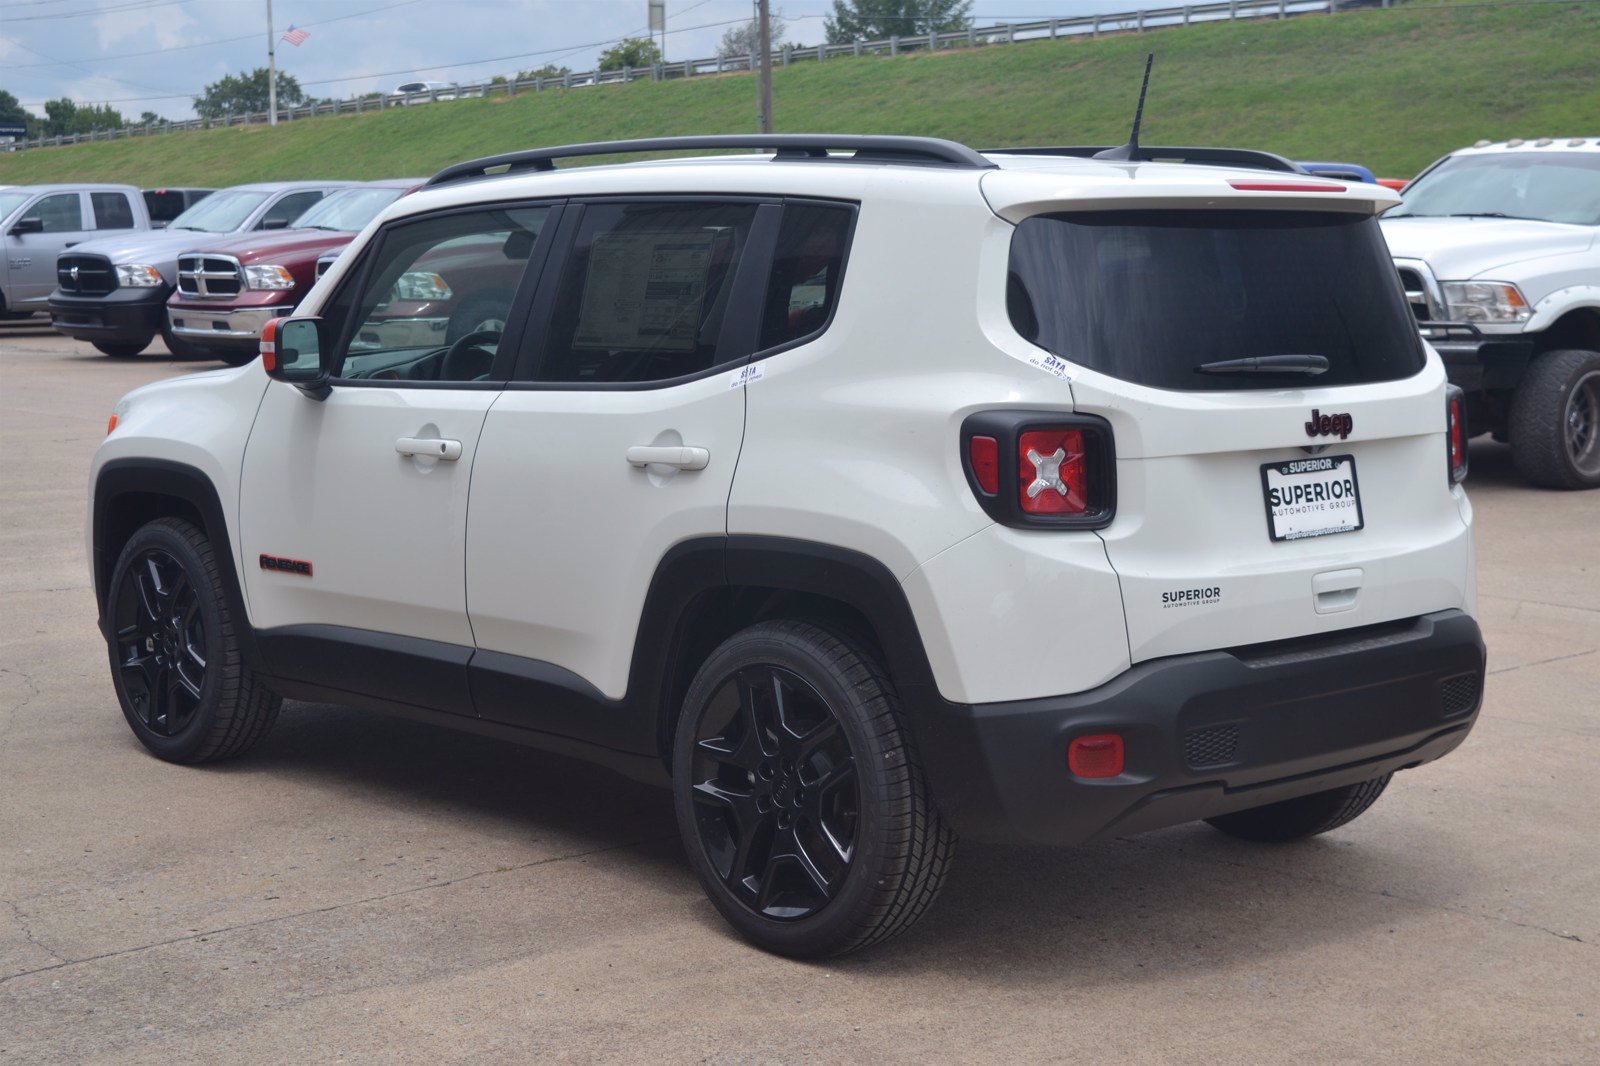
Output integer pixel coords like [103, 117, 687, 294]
[1162, 587, 1221, 608]
[1267, 478, 1358, 508]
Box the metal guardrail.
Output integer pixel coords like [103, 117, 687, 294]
[9, 0, 1385, 152]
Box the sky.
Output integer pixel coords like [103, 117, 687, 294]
[0, 0, 1144, 120]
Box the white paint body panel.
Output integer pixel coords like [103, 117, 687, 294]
[238, 382, 498, 646]
[466, 376, 746, 701]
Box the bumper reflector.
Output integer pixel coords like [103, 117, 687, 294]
[1068, 734, 1125, 778]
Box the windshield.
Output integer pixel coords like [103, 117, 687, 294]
[1387, 152, 1600, 225]
[0, 191, 31, 221]
[291, 186, 406, 231]
[167, 189, 270, 232]
[1007, 210, 1424, 392]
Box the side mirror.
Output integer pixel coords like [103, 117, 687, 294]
[260, 217, 291, 231]
[261, 317, 331, 399]
[9, 217, 45, 235]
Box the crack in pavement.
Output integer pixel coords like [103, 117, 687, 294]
[1127, 837, 1592, 947]
[1481, 594, 1600, 616]
[1, 897, 68, 970]
[0, 834, 675, 987]
[1488, 648, 1597, 676]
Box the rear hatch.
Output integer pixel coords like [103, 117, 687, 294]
[1001, 197, 1470, 662]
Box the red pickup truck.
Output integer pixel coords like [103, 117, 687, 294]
[165, 179, 420, 364]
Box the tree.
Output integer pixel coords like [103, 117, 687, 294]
[492, 63, 573, 85]
[193, 67, 304, 120]
[0, 89, 40, 138]
[139, 110, 162, 125]
[824, 0, 971, 43]
[597, 37, 660, 71]
[719, 16, 788, 58]
[40, 98, 125, 136]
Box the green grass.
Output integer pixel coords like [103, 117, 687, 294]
[2, 2, 1595, 186]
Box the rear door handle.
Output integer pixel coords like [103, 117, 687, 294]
[396, 437, 462, 461]
[626, 445, 709, 470]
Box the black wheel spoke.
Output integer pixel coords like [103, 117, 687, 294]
[789, 833, 833, 896]
[112, 545, 209, 738]
[737, 671, 783, 759]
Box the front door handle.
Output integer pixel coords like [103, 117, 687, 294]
[396, 436, 462, 461]
[626, 445, 709, 470]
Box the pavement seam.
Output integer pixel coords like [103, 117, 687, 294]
[1, 897, 69, 969]
[0, 833, 676, 987]
[1124, 837, 1592, 947]
[1480, 593, 1600, 616]
[1487, 648, 1596, 676]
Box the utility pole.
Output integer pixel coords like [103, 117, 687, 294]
[266, 0, 278, 126]
[649, 0, 667, 63]
[756, 0, 773, 133]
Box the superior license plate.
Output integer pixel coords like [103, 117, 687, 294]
[1261, 455, 1364, 541]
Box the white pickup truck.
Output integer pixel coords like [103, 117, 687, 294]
[1381, 138, 1600, 489]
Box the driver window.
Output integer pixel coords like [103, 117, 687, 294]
[328, 205, 549, 383]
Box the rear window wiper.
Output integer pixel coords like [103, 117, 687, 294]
[1196, 354, 1329, 376]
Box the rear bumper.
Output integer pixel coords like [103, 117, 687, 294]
[907, 609, 1485, 846]
[1421, 323, 1535, 393]
[49, 288, 167, 344]
[166, 303, 291, 351]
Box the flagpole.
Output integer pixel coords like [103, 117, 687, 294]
[266, 0, 278, 126]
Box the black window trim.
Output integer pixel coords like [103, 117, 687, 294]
[321, 198, 568, 391]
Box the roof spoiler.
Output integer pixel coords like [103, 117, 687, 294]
[982, 145, 1306, 175]
[424, 134, 997, 188]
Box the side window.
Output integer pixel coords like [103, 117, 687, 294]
[531, 201, 759, 384]
[91, 192, 135, 229]
[261, 190, 324, 228]
[325, 205, 550, 384]
[758, 202, 853, 351]
[23, 193, 84, 233]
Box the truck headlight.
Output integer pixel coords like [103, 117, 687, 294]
[115, 263, 165, 287]
[244, 264, 297, 291]
[1441, 281, 1531, 324]
[392, 271, 452, 301]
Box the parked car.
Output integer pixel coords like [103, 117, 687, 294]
[1299, 161, 1378, 183]
[90, 134, 1484, 958]
[1, 183, 150, 319]
[49, 180, 354, 357]
[142, 187, 214, 229]
[1382, 137, 1600, 488]
[389, 80, 459, 103]
[163, 179, 421, 364]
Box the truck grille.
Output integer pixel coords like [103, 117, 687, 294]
[1393, 258, 1443, 323]
[56, 254, 116, 295]
[315, 255, 337, 280]
[177, 254, 243, 297]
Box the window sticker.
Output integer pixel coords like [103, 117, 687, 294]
[573, 231, 714, 352]
[729, 364, 764, 389]
[1013, 349, 1073, 382]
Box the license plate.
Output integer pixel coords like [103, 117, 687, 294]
[1261, 455, 1364, 541]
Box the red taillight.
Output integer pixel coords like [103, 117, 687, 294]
[1446, 385, 1468, 484]
[1068, 734, 1125, 778]
[969, 435, 999, 494]
[1018, 429, 1087, 514]
[259, 317, 279, 372]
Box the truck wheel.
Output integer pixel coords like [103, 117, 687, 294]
[672, 620, 955, 958]
[93, 340, 150, 358]
[1509, 349, 1600, 489]
[215, 349, 257, 367]
[160, 321, 208, 360]
[106, 517, 281, 764]
[1205, 774, 1392, 843]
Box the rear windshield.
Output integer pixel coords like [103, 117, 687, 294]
[1007, 210, 1424, 392]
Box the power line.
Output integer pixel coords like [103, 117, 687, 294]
[1, 0, 193, 21]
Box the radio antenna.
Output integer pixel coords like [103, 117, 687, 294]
[1095, 53, 1155, 162]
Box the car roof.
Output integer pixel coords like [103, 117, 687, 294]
[215, 180, 360, 192]
[6, 183, 141, 193]
[1453, 137, 1600, 155]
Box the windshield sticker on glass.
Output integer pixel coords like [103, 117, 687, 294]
[574, 231, 713, 352]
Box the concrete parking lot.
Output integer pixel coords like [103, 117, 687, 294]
[2, 320, 1596, 1063]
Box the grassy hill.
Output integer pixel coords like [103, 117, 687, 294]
[2, 1, 1595, 186]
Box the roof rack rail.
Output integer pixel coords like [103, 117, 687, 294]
[983, 145, 1305, 175]
[425, 134, 996, 188]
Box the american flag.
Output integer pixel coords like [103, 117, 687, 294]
[281, 24, 310, 46]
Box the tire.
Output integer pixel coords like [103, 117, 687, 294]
[215, 349, 257, 368]
[1205, 774, 1392, 843]
[94, 339, 150, 358]
[1508, 349, 1600, 490]
[672, 620, 956, 958]
[160, 320, 209, 360]
[105, 517, 281, 764]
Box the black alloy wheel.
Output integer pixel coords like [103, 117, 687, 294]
[689, 664, 859, 921]
[106, 517, 281, 762]
[113, 547, 208, 737]
[673, 621, 955, 957]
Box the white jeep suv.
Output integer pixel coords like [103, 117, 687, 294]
[89, 135, 1487, 957]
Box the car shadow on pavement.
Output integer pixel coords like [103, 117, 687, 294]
[201, 699, 1464, 978]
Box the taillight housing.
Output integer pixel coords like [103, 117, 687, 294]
[1446, 384, 1468, 485]
[961, 410, 1116, 529]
